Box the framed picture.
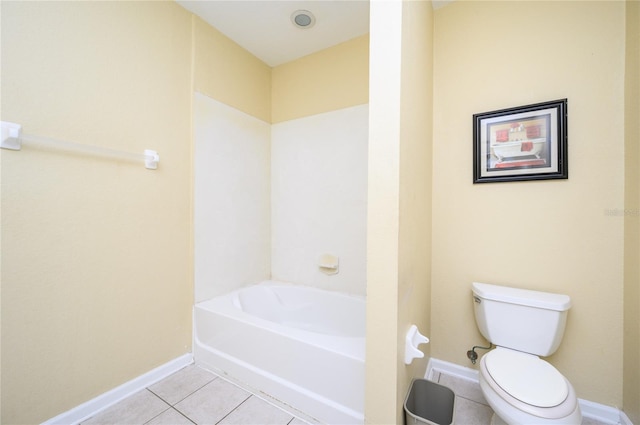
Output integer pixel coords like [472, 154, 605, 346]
[473, 99, 567, 183]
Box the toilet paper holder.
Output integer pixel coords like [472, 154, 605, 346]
[405, 325, 429, 365]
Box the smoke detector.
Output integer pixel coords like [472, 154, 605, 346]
[291, 10, 316, 29]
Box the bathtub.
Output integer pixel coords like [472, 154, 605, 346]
[491, 137, 546, 162]
[194, 281, 366, 424]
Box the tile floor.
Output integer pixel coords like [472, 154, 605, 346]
[82, 364, 615, 425]
[81, 365, 310, 425]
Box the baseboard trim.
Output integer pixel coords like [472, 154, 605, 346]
[42, 353, 193, 425]
[426, 358, 626, 425]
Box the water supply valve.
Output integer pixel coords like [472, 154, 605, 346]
[466, 343, 492, 364]
[467, 349, 478, 364]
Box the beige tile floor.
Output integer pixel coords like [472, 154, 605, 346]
[81, 365, 310, 425]
[81, 364, 615, 425]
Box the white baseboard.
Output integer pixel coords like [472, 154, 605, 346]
[426, 358, 628, 425]
[42, 353, 193, 425]
[40, 354, 633, 425]
[426, 357, 479, 382]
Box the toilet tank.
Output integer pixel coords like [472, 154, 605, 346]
[472, 282, 572, 357]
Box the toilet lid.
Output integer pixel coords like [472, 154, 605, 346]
[485, 348, 569, 408]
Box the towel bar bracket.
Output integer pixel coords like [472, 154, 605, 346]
[0, 121, 22, 151]
[144, 149, 159, 170]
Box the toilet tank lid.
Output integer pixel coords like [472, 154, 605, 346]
[472, 282, 571, 311]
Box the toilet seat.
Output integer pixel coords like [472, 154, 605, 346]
[485, 348, 568, 407]
[480, 348, 579, 420]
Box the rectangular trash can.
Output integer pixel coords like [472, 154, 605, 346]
[404, 378, 456, 425]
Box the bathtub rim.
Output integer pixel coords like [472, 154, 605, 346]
[195, 280, 366, 362]
[193, 281, 366, 424]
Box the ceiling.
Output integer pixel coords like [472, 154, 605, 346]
[176, 1, 371, 67]
[176, 1, 455, 67]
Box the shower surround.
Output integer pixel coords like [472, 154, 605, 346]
[195, 92, 367, 299]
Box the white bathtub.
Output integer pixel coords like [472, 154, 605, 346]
[491, 137, 546, 162]
[194, 281, 366, 424]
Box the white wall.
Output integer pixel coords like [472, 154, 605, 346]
[195, 96, 367, 299]
[194, 92, 271, 302]
[194, 97, 368, 302]
[271, 104, 369, 296]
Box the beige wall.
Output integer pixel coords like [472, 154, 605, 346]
[365, 1, 433, 423]
[271, 35, 369, 124]
[1, 2, 193, 423]
[624, 0, 640, 422]
[397, 0, 433, 420]
[3, 0, 636, 423]
[432, 0, 626, 409]
[1, 1, 369, 422]
[195, 14, 368, 125]
[193, 16, 271, 123]
[365, 1, 402, 421]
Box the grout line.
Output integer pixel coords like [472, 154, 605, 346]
[172, 407, 197, 425]
[213, 394, 253, 425]
[142, 404, 172, 425]
[147, 367, 219, 408]
[146, 387, 170, 405]
[454, 393, 489, 407]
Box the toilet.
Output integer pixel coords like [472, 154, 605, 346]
[471, 282, 582, 425]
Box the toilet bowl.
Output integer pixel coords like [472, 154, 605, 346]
[479, 347, 581, 425]
[471, 282, 582, 425]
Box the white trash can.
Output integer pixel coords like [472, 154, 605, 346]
[404, 379, 456, 425]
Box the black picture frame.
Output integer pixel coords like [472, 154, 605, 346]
[473, 99, 568, 183]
